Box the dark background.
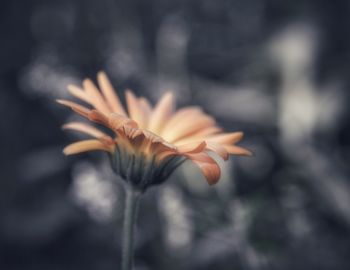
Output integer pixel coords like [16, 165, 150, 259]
[1, 0, 350, 269]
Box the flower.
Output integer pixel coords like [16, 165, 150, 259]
[57, 72, 251, 190]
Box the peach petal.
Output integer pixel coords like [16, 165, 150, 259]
[56, 99, 91, 118]
[88, 110, 110, 126]
[83, 79, 111, 114]
[147, 92, 174, 134]
[186, 152, 221, 185]
[67, 85, 91, 104]
[63, 139, 112, 155]
[207, 132, 244, 145]
[126, 90, 148, 129]
[157, 141, 206, 161]
[128, 129, 147, 150]
[138, 97, 152, 114]
[176, 141, 207, 154]
[97, 71, 127, 116]
[225, 145, 253, 156]
[173, 126, 222, 145]
[108, 113, 138, 131]
[138, 97, 152, 127]
[156, 149, 177, 162]
[205, 142, 229, 160]
[161, 107, 202, 136]
[165, 115, 215, 143]
[63, 122, 109, 138]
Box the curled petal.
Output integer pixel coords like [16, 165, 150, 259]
[186, 152, 221, 185]
[97, 71, 127, 116]
[127, 129, 147, 150]
[142, 130, 176, 156]
[150, 141, 175, 156]
[205, 142, 229, 160]
[157, 141, 206, 161]
[63, 139, 113, 155]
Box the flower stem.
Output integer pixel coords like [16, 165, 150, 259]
[121, 184, 140, 270]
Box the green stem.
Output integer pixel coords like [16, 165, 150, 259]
[121, 184, 140, 270]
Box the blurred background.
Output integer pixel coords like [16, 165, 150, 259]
[1, 0, 350, 269]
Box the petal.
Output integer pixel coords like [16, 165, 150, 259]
[138, 97, 152, 126]
[186, 152, 221, 185]
[176, 141, 207, 154]
[207, 132, 244, 145]
[83, 79, 111, 114]
[88, 110, 110, 126]
[142, 130, 175, 153]
[138, 97, 152, 114]
[147, 92, 174, 134]
[108, 113, 138, 131]
[67, 85, 91, 104]
[63, 139, 112, 155]
[164, 106, 202, 124]
[63, 122, 109, 138]
[165, 115, 215, 143]
[173, 126, 222, 145]
[161, 106, 202, 137]
[127, 128, 148, 150]
[125, 90, 148, 129]
[225, 145, 253, 156]
[97, 71, 127, 116]
[123, 129, 177, 160]
[205, 142, 229, 160]
[157, 141, 206, 161]
[56, 99, 91, 118]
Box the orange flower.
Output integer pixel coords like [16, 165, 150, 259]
[57, 72, 251, 189]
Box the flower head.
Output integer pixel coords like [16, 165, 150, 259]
[57, 72, 251, 190]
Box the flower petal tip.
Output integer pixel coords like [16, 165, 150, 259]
[56, 99, 66, 105]
[164, 91, 175, 101]
[56, 99, 74, 108]
[222, 154, 230, 161]
[245, 150, 254, 157]
[125, 88, 135, 97]
[240, 148, 254, 157]
[206, 171, 221, 186]
[235, 131, 244, 141]
[67, 84, 78, 91]
[62, 147, 72, 156]
[82, 78, 91, 85]
[97, 70, 106, 78]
